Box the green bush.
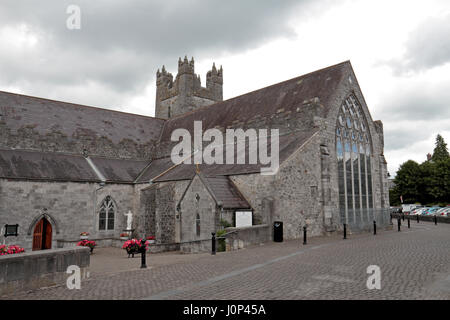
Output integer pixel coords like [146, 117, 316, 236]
[220, 219, 233, 228]
[216, 229, 227, 252]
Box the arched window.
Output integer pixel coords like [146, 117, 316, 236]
[99, 196, 116, 231]
[336, 94, 374, 225]
[196, 213, 201, 237]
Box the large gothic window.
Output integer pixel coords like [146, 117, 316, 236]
[336, 94, 374, 225]
[99, 196, 116, 231]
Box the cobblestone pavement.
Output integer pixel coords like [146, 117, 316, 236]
[2, 221, 450, 300]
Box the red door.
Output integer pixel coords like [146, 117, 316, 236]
[32, 219, 43, 251]
[32, 218, 52, 250]
[44, 221, 52, 249]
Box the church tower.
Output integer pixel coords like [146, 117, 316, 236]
[155, 56, 223, 119]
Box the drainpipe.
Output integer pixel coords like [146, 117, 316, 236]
[84, 151, 107, 233]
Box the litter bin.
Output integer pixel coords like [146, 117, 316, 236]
[273, 221, 283, 242]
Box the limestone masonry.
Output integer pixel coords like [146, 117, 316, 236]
[0, 58, 390, 252]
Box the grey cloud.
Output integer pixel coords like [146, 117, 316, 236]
[0, 0, 316, 99]
[375, 80, 450, 122]
[383, 126, 434, 152]
[383, 13, 450, 74]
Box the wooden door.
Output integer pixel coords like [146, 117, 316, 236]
[44, 221, 52, 249]
[32, 218, 52, 250]
[32, 219, 44, 251]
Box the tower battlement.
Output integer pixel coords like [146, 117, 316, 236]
[155, 56, 223, 119]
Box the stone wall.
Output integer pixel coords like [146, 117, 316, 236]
[224, 224, 271, 250]
[231, 133, 323, 240]
[0, 179, 135, 250]
[135, 180, 190, 244]
[0, 246, 90, 296]
[179, 175, 218, 243]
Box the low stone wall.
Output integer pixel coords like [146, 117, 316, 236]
[224, 224, 271, 251]
[57, 238, 122, 248]
[110, 239, 180, 253]
[0, 247, 90, 296]
[180, 239, 211, 254]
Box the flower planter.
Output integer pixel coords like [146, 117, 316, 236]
[77, 240, 96, 254]
[120, 236, 128, 240]
[123, 239, 149, 258]
[80, 235, 89, 240]
[126, 247, 140, 258]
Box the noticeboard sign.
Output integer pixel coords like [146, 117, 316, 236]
[235, 211, 252, 228]
[4, 224, 19, 237]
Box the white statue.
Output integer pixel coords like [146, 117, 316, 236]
[124, 210, 133, 230]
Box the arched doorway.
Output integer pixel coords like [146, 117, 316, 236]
[32, 218, 52, 251]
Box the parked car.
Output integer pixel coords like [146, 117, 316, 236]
[441, 208, 450, 216]
[422, 207, 441, 216]
[410, 208, 425, 215]
[435, 207, 448, 215]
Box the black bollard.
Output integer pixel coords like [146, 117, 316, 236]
[140, 240, 147, 269]
[408, 218, 410, 229]
[397, 218, 401, 232]
[303, 226, 307, 245]
[417, 214, 420, 223]
[434, 215, 437, 225]
[373, 220, 377, 235]
[211, 232, 216, 255]
[343, 224, 347, 240]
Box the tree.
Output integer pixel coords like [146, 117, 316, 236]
[425, 157, 450, 204]
[431, 134, 449, 162]
[393, 160, 422, 204]
[390, 135, 450, 206]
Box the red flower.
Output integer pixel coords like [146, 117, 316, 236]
[0, 244, 25, 255]
[77, 240, 96, 249]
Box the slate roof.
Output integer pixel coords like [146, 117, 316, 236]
[159, 61, 348, 142]
[136, 129, 318, 182]
[89, 157, 151, 183]
[0, 91, 165, 145]
[201, 175, 251, 209]
[0, 149, 151, 183]
[0, 149, 100, 182]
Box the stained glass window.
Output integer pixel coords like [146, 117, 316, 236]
[336, 94, 374, 225]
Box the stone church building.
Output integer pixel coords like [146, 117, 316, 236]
[0, 58, 390, 252]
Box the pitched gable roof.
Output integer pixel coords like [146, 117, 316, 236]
[137, 129, 318, 182]
[201, 175, 251, 209]
[177, 173, 251, 210]
[159, 61, 349, 142]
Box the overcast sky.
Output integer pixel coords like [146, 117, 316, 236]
[0, 0, 449, 176]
